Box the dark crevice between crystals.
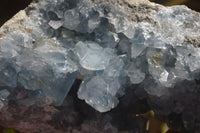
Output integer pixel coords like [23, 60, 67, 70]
[146, 79, 200, 131]
[48, 79, 151, 132]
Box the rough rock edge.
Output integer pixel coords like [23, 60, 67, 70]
[2, 0, 200, 47]
[0, 0, 40, 39]
[0, 0, 154, 33]
[0, 10, 27, 38]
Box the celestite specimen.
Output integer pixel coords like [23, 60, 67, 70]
[0, 0, 200, 114]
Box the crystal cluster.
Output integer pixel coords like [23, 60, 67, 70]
[0, 0, 200, 113]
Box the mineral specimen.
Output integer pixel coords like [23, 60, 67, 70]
[1, 0, 200, 131]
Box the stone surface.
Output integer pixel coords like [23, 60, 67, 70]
[0, 0, 200, 132]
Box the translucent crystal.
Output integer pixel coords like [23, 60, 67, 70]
[48, 20, 63, 29]
[0, 60, 17, 88]
[88, 19, 100, 33]
[75, 41, 114, 71]
[0, 89, 10, 101]
[33, 38, 78, 73]
[95, 31, 119, 48]
[78, 76, 119, 112]
[159, 70, 169, 82]
[126, 62, 145, 84]
[103, 57, 124, 77]
[129, 69, 145, 84]
[146, 47, 177, 87]
[16, 48, 77, 105]
[108, 13, 129, 33]
[131, 43, 146, 58]
[63, 9, 80, 30]
[123, 25, 135, 39]
[0, 35, 21, 58]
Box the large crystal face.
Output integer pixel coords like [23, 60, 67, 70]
[75, 41, 114, 71]
[0, 0, 200, 112]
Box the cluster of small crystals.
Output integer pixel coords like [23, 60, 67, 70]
[0, 0, 200, 112]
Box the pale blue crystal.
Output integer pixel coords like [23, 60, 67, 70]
[75, 41, 114, 71]
[0, 89, 10, 101]
[78, 76, 119, 112]
[63, 9, 80, 30]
